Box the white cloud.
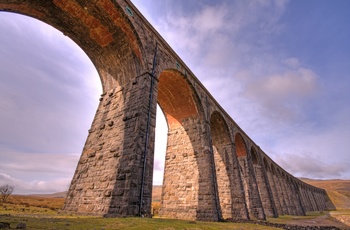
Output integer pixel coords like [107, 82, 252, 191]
[283, 57, 300, 68]
[133, 0, 350, 181]
[268, 118, 350, 179]
[0, 152, 79, 194]
[0, 172, 71, 195]
[0, 13, 101, 154]
[242, 61, 318, 121]
[0, 152, 80, 175]
[275, 152, 349, 179]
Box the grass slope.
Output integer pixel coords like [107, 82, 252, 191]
[152, 185, 162, 202]
[300, 178, 350, 210]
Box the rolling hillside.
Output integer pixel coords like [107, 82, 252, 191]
[301, 178, 350, 210]
[152, 185, 162, 202]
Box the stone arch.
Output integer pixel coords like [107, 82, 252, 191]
[0, 0, 158, 218]
[251, 147, 259, 165]
[157, 69, 220, 221]
[158, 69, 203, 129]
[276, 168, 281, 176]
[235, 133, 265, 219]
[209, 111, 233, 220]
[271, 164, 276, 175]
[235, 133, 248, 157]
[0, 0, 145, 92]
[263, 157, 270, 172]
[274, 165, 289, 214]
[269, 163, 286, 215]
[288, 177, 305, 215]
[263, 159, 281, 215]
[250, 148, 277, 217]
[279, 171, 294, 215]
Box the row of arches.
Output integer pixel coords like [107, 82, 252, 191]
[0, 0, 328, 220]
[156, 68, 327, 220]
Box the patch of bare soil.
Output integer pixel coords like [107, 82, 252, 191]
[280, 212, 349, 229]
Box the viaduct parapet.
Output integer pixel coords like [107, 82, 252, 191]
[0, 0, 328, 221]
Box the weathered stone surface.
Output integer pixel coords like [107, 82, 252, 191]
[0, 0, 329, 221]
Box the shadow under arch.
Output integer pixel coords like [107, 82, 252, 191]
[157, 69, 218, 221]
[209, 111, 233, 220]
[235, 133, 265, 220]
[263, 158, 282, 216]
[250, 147, 277, 217]
[251, 147, 259, 165]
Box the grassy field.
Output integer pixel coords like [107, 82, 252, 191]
[1, 179, 349, 229]
[1, 195, 349, 229]
[0, 196, 280, 229]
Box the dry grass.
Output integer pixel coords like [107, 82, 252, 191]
[301, 179, 350, 196]
[1, 180, 348, 229]
[0, 196, 279, 229]
[0, 195, 64, 215]
[6, 195, 64, 210]
[152, 185, 162, 202]
[300, 178, 350, 210]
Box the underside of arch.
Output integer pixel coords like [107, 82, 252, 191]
[0, 0, 144, 92]
[210, 111, 233, 219]
[158, 69, 200, 128]
[235, 133, 247, 157]
[251, 147, 259, 164]
[158, 69, 219, 220]
[210, 112, 231, 146]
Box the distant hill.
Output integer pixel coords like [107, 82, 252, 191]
[152, 185, 162, 202]
[25, 187, 162, 202]
[300, 178, 350, 210]
[28, 191, 67, 198]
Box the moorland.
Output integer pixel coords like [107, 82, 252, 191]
[0, 179, 349, 229]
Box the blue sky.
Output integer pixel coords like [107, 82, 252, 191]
[0, 0, 349, 194]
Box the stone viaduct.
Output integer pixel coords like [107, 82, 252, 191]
[0, 0, 328, 221]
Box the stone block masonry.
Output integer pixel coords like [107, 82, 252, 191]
[0, 0, 329, 221]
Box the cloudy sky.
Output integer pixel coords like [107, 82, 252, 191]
[0, 0, 349, 194]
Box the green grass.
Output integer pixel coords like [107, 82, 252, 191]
[3, 195, 348, 229]
[0, 203, 57, 215]
[0, 198, 280, 230]
[0, 196, 282, 229]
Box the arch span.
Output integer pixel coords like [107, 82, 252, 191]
[0, 11, 103, 195]
[235, 133, 265, 219]
[209, 111, 233, 220]
[250, 147, 277, 217]
[158, 69, 219, 221]
[0, 0, 154, 217]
